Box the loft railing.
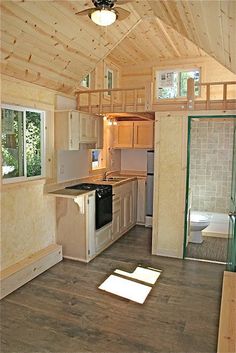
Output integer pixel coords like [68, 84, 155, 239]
[75, 83, 153, 114]
[187, 78, 236, 110]
[75, 80, 236, 113]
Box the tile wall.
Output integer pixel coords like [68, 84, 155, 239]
[190, 119, 234, 213]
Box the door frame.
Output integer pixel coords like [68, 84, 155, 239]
[183, 114, 236, 259]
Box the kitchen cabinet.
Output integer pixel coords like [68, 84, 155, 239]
[133, 122, 154, 148]
[113, 180, 137, 237]
[55, 110, 102, 150]
[113, 122, 134, 148]
[113, 121, 154, 149]
[95, 223, 112, 252]
[56, 192, 96, 262]
[112, 195, 121, 240]
[137, 178, 146, 224]
[79, 113, 97, 143]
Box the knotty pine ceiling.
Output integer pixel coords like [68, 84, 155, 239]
[1, 0, 235, 94]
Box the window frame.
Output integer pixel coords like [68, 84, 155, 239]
[155, 67, 201, 100]
[1, 104, 46, 184]
[90, 148, 105, 171]
[104, 67, 114, 97]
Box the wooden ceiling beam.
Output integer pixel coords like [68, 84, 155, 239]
[155, 18, 181, 58]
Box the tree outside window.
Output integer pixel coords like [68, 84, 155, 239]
[1, 106, 44, 181]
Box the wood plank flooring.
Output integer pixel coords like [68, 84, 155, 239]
[0, 226, 225, 353]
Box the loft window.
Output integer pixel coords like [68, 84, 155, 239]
[105, 68, 114, 96]
[156, 69, 200, 99]
[1, 105, 45, 182]
[81, 73, 90, 88]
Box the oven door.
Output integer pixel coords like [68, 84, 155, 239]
[96, 194, 112, 230]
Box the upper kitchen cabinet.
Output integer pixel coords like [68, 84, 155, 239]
[113, 121, 134, 148]
[133, 122, 154, 149]
[113, 121, 154, 149]
[55, 110, 103, 150]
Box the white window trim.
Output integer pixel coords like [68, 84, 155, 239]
[155, 67, 201, 100]
[1, 104, 46, 184]
[104, 67, 114, 98]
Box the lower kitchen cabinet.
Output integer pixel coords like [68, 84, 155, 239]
[56, 192, 96, 262]
[112, 195, 121, 240]
[137, 178, 146, 224]
[112, 180, 137, 238]
[55, 179, 138, 263]
[95, 223, 112, 252]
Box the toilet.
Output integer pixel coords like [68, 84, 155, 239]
[189, 212, 210, 244]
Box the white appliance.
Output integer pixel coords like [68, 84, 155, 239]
[146, 150, 154, 227]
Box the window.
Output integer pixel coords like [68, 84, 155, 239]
[156, 69, 200, 99]
[105, 68, 114, 96]
[80, 73, 90, 88]
[91, 149, 104, 170]
[1, 105, 45, 182]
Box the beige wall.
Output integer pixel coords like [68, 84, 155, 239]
[1, 76, 57, 270]
[152, 112, 188, 258]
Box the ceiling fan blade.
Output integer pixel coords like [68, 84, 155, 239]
[115, 7, 131, 20]
[75, 8, 94, 16]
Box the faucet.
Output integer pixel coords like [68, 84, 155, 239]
[104, 170, 119, 179]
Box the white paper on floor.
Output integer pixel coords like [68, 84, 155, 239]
[98, 274, 152, 304]
[114, 266, 161, 285]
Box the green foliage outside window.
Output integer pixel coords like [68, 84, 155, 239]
[1, 108, 43, 179]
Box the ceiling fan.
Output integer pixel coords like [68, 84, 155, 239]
[76, 0, 131, 26]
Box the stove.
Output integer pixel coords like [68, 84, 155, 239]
[66, 183, 112, 229]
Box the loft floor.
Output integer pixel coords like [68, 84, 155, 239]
[1, 226, 224, 353]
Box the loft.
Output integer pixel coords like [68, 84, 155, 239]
[76, 79, 236, 114]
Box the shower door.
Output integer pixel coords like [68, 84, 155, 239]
[227, 118, 236, 272]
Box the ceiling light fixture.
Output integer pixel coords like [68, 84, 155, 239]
[90, 8, 116, 26]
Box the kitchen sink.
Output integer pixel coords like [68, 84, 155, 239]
[102, 177, 128, 182]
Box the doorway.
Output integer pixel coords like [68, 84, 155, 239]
[183, 115, 236, 266]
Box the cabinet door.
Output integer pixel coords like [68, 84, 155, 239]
[112, 196, 121, 240]
[113, 122, 133, 148]
[80, 114, 97, 143]
[123, 191, 133, 229]
[133, 121, 154, 149]
[69, 111, 80, 150]
[137, 178, 146, 224]
[95, 224, 112, 253]
[112, 210, 121, 240]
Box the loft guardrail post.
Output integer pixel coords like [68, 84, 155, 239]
[223, 83, 227, 109]
[187, 78, 195, 110]
[145, 82, 153, 111]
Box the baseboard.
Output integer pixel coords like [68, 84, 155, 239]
[155, 248, 182, 259]
[0, 244, 62, 299]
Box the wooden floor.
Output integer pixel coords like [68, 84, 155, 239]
[1, 226, 225, 353]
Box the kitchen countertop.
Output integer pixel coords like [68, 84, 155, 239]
[48, 176, 138, 198]
[49, 188, 94, 199]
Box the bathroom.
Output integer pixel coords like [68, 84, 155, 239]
[185, 117, 235, 263]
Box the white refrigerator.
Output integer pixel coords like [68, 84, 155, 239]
[146, 150, 154, 227]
